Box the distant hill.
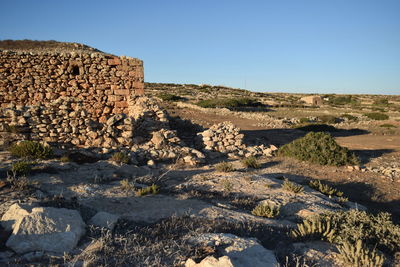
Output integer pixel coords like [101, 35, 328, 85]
[0, 39, 106, 54]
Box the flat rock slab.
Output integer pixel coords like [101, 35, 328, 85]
[3, 205, 86, 254]
[186, 233, 278, 267]
[81, 195, 211, 223]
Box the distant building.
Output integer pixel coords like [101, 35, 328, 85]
[300, 96, 323, 106]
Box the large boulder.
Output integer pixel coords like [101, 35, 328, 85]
[186, 233, 277, 267]
[2, 205, 86, 254]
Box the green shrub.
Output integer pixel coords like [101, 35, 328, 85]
[251, 202, 280, 218]
[158, 93, 183, 102]
[364, 112, 389, 121]
[380, 123, 396, 128]
[373, 98, 389, 106]
[135, 184, 160, 196]
[215, 162, 235, 172]
[241, 156, 261, 169]
[309, 180, 343, 197]
[337, 240, 384, 267]
[291, 217, 336, 242]
[110, 152, 129, 164]
[299, 117, 311, 124]
[341, 114, 358, 121]
[321, 210, 400, 253]
[295, 123, 337, 132]
[282, 178, 304, 194]
[11, 161, 32, 176]
[9, 141, 53, 159]
[278, 132, 359, 166]
[329, 96, 358, 106]
[59, 155, 71, 162]
[318, 115, 338, 124]
[196, 97, 262, 109]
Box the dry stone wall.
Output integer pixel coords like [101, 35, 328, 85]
[0, 50, 144, 122]
[0, 96, 205, 166]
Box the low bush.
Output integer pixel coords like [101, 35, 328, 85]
[318, 115, 338, 124]
[215, 162, 235, 172]
[11, 161, 32, 176]
[295, 123, 337, 132]
[120, 179, 135, 192]
[321, 210, 400, 253]
[373, 98, 389, 106]
[282, 178, 304, 194]
[278, 132, 359, 166]
[309, 180, 343, 197]
[59, 155, 71, 162]
[291, 217, 336, 242]
[251, 202, 280, 218]
[364, 112, 389, 121]
[380, 123, 396, 128]
[158, 93, 184, 102]
[9, 141, 53, 159]
[328, 96, 358, 106]
[299, 117, 311, 124]
[6, 173, 32, 190]
[136, 184, 160, 196]
[241, 156, 261, 169]
[337, 240, 384, 267]
[196, 97, 262, 109]
[110, 152, 130, 164]
[341, 114, 358, 121]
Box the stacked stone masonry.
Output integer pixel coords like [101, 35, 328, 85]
[0, 96, 205, 166]
[0, 50, 144, 122]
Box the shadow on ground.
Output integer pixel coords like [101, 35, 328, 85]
[242, 127, 370, 147]
[352, 149, 395, 165]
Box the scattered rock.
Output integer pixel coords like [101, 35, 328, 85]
[4, 205, 86, 254]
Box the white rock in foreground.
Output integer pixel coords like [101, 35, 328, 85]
[4, 206, 86, 254]
[186, 233, 277, 267]
[1, 203, 36, 231]
[186, 255, 234, 267]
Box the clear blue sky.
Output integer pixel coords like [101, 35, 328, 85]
[1, 0, 399, 94]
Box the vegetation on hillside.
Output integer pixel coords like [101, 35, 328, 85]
[278, 132, 359, 166]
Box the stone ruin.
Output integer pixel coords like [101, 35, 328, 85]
[0, 49, 277, 166]
[0, 50, 144, 122]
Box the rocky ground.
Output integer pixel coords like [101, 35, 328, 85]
[0, 94, 399, 266]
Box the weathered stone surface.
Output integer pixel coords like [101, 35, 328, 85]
[187, 233, 278, 267]
[186, 256, 234, 267]
[1, 203, 36, 231]
[89, 211, 119, 230]
[5, 206, 86, 254]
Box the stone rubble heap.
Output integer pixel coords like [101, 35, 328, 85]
[198, 122, 277, 158]
[348, 165, 400, 180]
[0, 96, 205, 166]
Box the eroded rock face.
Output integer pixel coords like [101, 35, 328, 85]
[186, 233, 278, 267]
[2, 205, 86, 254]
